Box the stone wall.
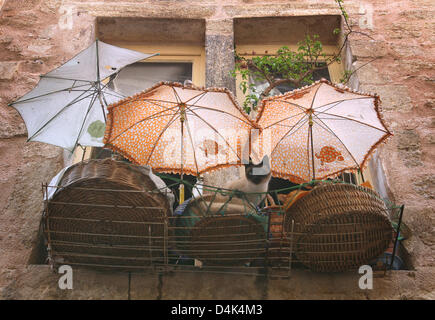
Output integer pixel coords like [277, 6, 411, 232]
[0, 0, 433, 299]
[346, 0, 435, 270]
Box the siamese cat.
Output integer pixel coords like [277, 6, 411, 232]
[219, 155, 272, 208]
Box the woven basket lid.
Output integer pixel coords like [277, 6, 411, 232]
[45, 159, 173, 270]
[284, 183, 393, 272]
[174, 194, 267, 266]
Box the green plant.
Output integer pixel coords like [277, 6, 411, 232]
[230, 0, 376, 114]
[231, 35, 339, 114]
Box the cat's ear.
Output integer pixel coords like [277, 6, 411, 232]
[262, 155, 270, 166]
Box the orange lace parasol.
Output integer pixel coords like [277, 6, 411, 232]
[104, 82, 258, 201]
[253, 79, 392, 183]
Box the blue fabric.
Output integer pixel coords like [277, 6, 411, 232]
[174, 197, 192, 216]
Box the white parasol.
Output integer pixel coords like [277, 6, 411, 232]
[9, 39, 158, 152]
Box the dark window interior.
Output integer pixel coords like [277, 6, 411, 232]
[108, 62, 193, 96]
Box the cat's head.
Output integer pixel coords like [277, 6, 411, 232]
[245, 155, 271, 185]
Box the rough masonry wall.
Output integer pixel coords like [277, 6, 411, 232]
[0, 0, 433, 299]
[347, 0, 434, 270]
[0, 0, 96, 292]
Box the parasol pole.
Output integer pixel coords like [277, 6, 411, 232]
[360, 168, 365, 183]
[389, 205, 405, 271]
[309, 111, 315, 181]
[81, 145, 86, 162]
[95, 38, 107, 122]
[179, 103, 186, 204]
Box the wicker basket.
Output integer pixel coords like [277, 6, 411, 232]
[44, 159, 173, 270]
[283, 183, 393, 272]
[174, 194, 267, 266]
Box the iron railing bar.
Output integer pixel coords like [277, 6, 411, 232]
[47, 201, 166, 210]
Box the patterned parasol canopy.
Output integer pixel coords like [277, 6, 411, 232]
[103, 82, 258, 177]
[253, 79, 392, 183]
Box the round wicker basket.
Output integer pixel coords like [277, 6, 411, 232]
[44, 159, 173, 270]
[174, 194, 267, 266]
[283, 183, 393, 272]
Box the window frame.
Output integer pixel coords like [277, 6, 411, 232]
[234, 44, 344, 106]
[107, 43, 206, 87]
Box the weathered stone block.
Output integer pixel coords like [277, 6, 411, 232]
[354, 62, 391, 84]
[401, 60, 435, 74]
[412, 175, 435, 199]
[0, 61, 18, 80]
[160, 272, 263, 299]
[359, 84, 413, 112]
[205, 32, 236, 92]
[25, 41, 54, 58]
[396, 129, 423, 168]
[129, 273, 160, 299]
[399, 9, 434, 20]
[391, 43, 422, 58]
[268, 271, 366, 300]
[350, 40, 388, 58]
[0, 265, 129, 300]
[2, 0, 41, 11]
[0, 104, 27, 138]
[18, 60, 45, 74]
[388, 23, 423, 39]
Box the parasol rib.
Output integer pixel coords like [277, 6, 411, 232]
[123, 98, 184, 110]
[306, 118, 311, 180]
[273, 117, 309, 142]
[170, 85, 183, 105]
[72, 91, 99, 153]
[180, 90, 208, 106]
[309, 120, 315, 180]
[185, 107, 242, 162]
[311, 96, 373, 110]
[314, 110, 389, 133]
[95, 40, 107, 123]
[40, 75, 93, 83]
[183, 89, 254, 127]
[262, 110, 307, 130]
[270, 114, 308, 155]
[101, 90, 125, 100]
[107, 105, 180, 143]
[145, 113, 181, 166]
[308, 82, 323, 179]
[311, 113, 360, 169]
[183, 115, 200, 176]
[27, 89, 95, 142]
[11, 83, 92, 104]
[310, 82, 323, 109]
[187, 105, 258, 128]
[96, 39, 101, 83]
[311, 100, 344, 115]
[266, 99, 308, 115]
